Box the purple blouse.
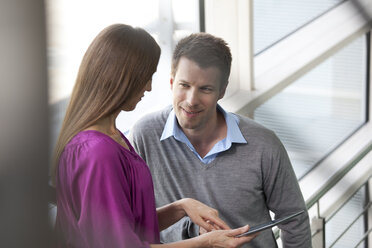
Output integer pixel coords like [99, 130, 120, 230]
[56, 130, 160, 247]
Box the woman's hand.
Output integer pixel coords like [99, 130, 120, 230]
[157, 198, 230, 233]
[150, 225, 258, 248]
[199, 225, 258, 248]
[179, 198, 230, 232]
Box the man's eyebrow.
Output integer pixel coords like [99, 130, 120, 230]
[178, 79, 190, 83]
[177, 79, 216, 88]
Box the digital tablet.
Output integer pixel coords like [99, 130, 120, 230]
[235, 210, 305, 237]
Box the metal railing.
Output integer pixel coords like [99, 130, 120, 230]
[310, 177, 371, 248]
[327, 196, 371, 248]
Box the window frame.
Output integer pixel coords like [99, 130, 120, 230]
[204, 0, 372, 215]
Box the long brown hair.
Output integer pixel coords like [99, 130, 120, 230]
[51, 24, 161, 186]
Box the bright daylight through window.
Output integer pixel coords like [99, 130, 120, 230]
[46, 0, 200, 150]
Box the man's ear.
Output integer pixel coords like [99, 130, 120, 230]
[170, 77, 174, 90]
[218, 83, 227, 100]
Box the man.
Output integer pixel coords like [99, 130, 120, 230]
[130, 33, 312, 247]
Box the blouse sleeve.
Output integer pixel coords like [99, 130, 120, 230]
[70, 145, 151, 248]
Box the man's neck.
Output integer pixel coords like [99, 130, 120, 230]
[183, 111, 227, 158]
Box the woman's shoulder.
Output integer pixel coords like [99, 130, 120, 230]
[64, 130, 122, 160]
[59, 131, 133, 180]
[58, 131, 133, 189]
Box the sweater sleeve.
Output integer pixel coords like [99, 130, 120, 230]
[262, 139, 312, 248]
[159, 217, 199, 242]
[64, 146, 151, 248]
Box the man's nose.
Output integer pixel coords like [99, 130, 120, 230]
[186, 88, 198, 106]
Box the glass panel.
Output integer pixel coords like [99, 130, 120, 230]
[172, 0, 200, 45]
[46, 0, 199, 149]
[325, 186, 367, 248]
[46, 0, 160, 104]
[253, 0, 345, 54]
[253, 35, 367, 179]
[173, 0, 199, 23]
[47, 0, 160, 147]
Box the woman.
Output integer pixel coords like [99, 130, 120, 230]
[52, 24, 256, 247]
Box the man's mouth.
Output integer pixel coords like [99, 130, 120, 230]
[181, 108, 202, 116]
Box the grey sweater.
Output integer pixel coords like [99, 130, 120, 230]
[130, 106, 311, 248]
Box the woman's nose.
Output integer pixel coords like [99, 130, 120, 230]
[146, 81, 152, 92]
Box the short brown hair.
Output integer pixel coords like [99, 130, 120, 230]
[171, 33, 232, 89]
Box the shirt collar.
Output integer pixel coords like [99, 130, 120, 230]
[160, 105, 247, 144]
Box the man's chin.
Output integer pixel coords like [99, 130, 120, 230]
[178, 120, 198, 131]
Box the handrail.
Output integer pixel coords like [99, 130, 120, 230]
[311, 229, 323, 239]
[353, 227, 372, 248]
[326, 175, 371, 221]
[328, 201, 371, 247]
[305, 139, 372, 210]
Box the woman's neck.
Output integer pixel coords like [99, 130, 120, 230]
[87, 111, 120, 134]
[84, 111, 129, 149]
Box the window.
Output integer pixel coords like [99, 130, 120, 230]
[204, 1, 372, 245]
[46, 0, 200, 149]
[253, 34, 368, 179]
[254, 0, 345, 54]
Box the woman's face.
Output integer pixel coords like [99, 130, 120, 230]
[122, 79, 152, 111]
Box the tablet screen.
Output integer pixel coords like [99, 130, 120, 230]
[235, 210, 305, 237]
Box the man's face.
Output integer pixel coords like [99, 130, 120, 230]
[171, 57, 225, 132]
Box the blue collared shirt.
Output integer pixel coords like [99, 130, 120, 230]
[160, 105, 247, 164]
